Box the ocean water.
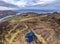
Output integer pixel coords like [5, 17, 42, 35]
[25, 31, 37, 42]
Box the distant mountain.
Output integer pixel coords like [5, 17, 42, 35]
[17, 9, 58, 13]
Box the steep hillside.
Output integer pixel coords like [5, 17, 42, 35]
[0, 12, 60, 44]
[0, 10, 17, 18]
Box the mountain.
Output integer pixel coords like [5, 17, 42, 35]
[0, 12, 60, 44]
[0, 10, 18, 18]
[17, 9, 58, 13]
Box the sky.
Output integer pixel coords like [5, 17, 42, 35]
[3, 0, 55, 7]
[0, 0, 60, 11]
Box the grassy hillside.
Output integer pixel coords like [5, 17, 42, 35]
[0, 12, 60, 44]
[0, 10, 17, 18]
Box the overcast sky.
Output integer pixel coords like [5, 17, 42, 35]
[0, 0, 60, 11]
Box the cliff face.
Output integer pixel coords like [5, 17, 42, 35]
[0, 12, 60, 44]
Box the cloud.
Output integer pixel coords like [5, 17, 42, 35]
[2, 0, 26, 7]
[0, 6, 17, 10]
[24, 0, 60, 12]
[0, 0, 60, 11]
[0, 0, 19, 10]
[26, 0, 55, 6]
[2, 0, 56, 7]
[0, 1, 19, 8]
